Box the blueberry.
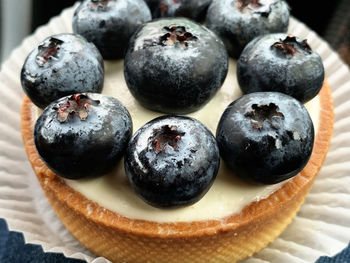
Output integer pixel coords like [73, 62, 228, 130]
[216, 92, 314, 184]
[21, 34, 104, 109]
[72, 0, 152, 59]
[34, 93, 132, 179]
[237, 34, 325, 103]
[124, 115, 220, 207]
[144, 0, 212, 22]
[205, 0, 289, 58]
[124, 18, 228, 114]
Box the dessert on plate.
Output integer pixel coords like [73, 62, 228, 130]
[20, 1, 334, 262]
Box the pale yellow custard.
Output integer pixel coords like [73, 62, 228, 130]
[43, 58, 319, 223]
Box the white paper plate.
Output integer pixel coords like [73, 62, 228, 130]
[0, 5, 350, 263]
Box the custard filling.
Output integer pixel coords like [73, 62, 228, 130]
[37, 59, 319, 222]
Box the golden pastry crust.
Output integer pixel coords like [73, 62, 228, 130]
[21, 82, 333, 263]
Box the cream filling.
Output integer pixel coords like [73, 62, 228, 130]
[49, 58, 319, 223]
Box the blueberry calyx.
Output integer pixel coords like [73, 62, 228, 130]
[160, 26, 198, 49]
[245, 103, 284, 130]
[90, 0, 111, 11]
[237, 0, 261, 10]
[237, 0, 272, 17]
[54, 94, 100, 123]
[159, 0, 180, 16]
[149, 125, 185, 152]
[36, 37, 63, 67]
[271, 36, 312, 57]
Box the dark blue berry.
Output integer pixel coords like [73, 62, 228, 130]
[144, 0, 212, 22]
[124, 18, 228, 114]
[21, 34, 104, 109]
[216, 92, 314, 184]
[72, 0, 152, 59]
[237, 34, 325, 103]
[124, 115, 220, 207]
[34, 93, 132, 179]
[206, 0, 289, 58]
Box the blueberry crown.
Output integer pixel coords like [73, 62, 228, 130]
[159, 0, 181, 16]
[159, 26, 198, 49]
[36, 37, 63, 67]
[236, 0, 273, 17]
[149, 125, 185, 152]
[90, 0, 112, 11]
[54, 94, 100, 123]
[271, 36, 312, 57]
[244, 103, 284, 130]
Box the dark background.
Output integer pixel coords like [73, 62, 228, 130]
[30, 0, 350, 65]
[29, 0, 338, 36]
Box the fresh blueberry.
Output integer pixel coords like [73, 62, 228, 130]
[216, 92, 314, 184]
[124, 115, 220, 208]
[144, 0, 212, 22]
[21, 34, 104, 109]
[72, 0, 152, 59]
[124, 18, 228, 114]
[34, 93, 132, 179]
[237, 34, 325, 103]
[205, 0, 289, 58]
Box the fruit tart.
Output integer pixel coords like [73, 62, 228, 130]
[21, 6, 334, 263]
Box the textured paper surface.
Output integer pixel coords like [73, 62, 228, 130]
[0, 5, 350, 263]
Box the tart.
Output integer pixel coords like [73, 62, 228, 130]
[21, 54, 334, 262]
